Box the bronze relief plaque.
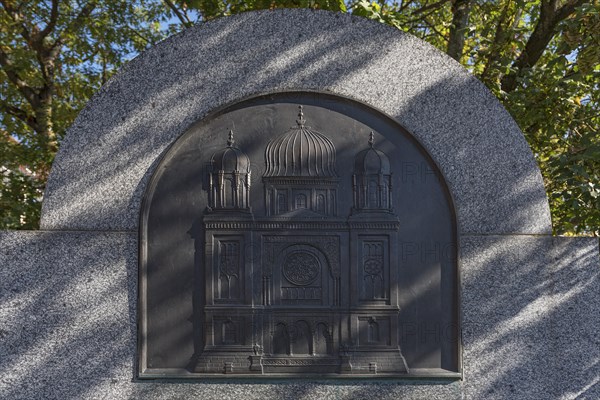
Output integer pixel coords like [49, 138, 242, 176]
[139, 92, 459, 378]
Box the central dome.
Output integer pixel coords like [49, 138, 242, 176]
[264, 106, 337, 177]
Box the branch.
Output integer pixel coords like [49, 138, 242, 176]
[501, 0, 588, 92]
[0, 47, 39, 107]
[399, 0, 415, 12]
[80, 47, 101, 64]
[1, 1, 61, 87]
[406, 7, 447, 24]
[480, 1, 512, 82]
[0, 102, 39, 132]
[411, 0, 449, 15]
[420, 17, 448, 42]
[0, 0, 34, 45]
[127, 25, 152, 45]
[163, 0, 193, 27]
[1, 127, 13, 141]
[555, 0, 588, 22]
[53, 1, 97, 50]
[39, 0, 60, 39]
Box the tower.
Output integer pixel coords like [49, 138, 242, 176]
[206, 130, 251, 212]
[196, 130, 255, 373]
[346, 132, 407, 374]
[351, 132, 394, 215]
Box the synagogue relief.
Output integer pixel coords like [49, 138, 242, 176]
[194, 106, 408, 375]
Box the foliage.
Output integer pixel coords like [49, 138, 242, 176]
[1, 0, 598, 235]
[470, 0, 599, 236]
[0, 0, 168, 228]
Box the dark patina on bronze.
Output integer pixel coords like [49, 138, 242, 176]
[139, 92, 459, 379]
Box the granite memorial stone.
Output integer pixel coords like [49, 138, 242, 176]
[1, 9, 597, 400]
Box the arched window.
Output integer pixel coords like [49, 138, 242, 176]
[295, 193, 307, 209]
[381, 184, 388, 208]
[224, 177, 234, 207]
[278, 193, 287, 213]
[291, 321, 311, 355]
[222, 320, 237, 344]
[273, 323, 289, 355]
[368, 319, 380, 343]
[368, 179, 378, 208]
[315, 323, 332, 355]
[316, 194, 325, 213]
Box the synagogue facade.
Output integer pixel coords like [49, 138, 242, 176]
[195, 107, 408, 374]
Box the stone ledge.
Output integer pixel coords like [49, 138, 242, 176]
[2, 231, 597, 398]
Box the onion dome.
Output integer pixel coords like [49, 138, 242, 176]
[264, 106, 337, 177]
[354, 132, 390, 174]
[211, 130, 250, 173]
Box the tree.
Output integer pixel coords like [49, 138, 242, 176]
[2, 0, 598, 235]
[0, 0, 168, 228]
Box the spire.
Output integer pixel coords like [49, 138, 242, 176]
[227, 129, 235, 147]
[296, 105, 306, 127]
[368, 131, 374, 148]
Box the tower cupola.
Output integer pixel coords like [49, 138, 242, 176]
[206, 130, 252, 212]
[352, 132, 393, 213]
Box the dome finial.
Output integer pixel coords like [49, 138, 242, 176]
[368, 131, 374, 148]
[227, 129, 235, 147]
[296, 105, 306, 127]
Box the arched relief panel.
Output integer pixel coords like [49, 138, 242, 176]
[139, 91, 459, 378]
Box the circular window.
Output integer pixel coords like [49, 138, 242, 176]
[283, 252, 320, 286]
[364, 259, 383, 276]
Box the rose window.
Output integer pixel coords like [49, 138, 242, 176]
[283, 252, 320, 286]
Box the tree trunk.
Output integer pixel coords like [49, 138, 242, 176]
[36, 91, 58, 156]
[447, 0, 472, 61]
